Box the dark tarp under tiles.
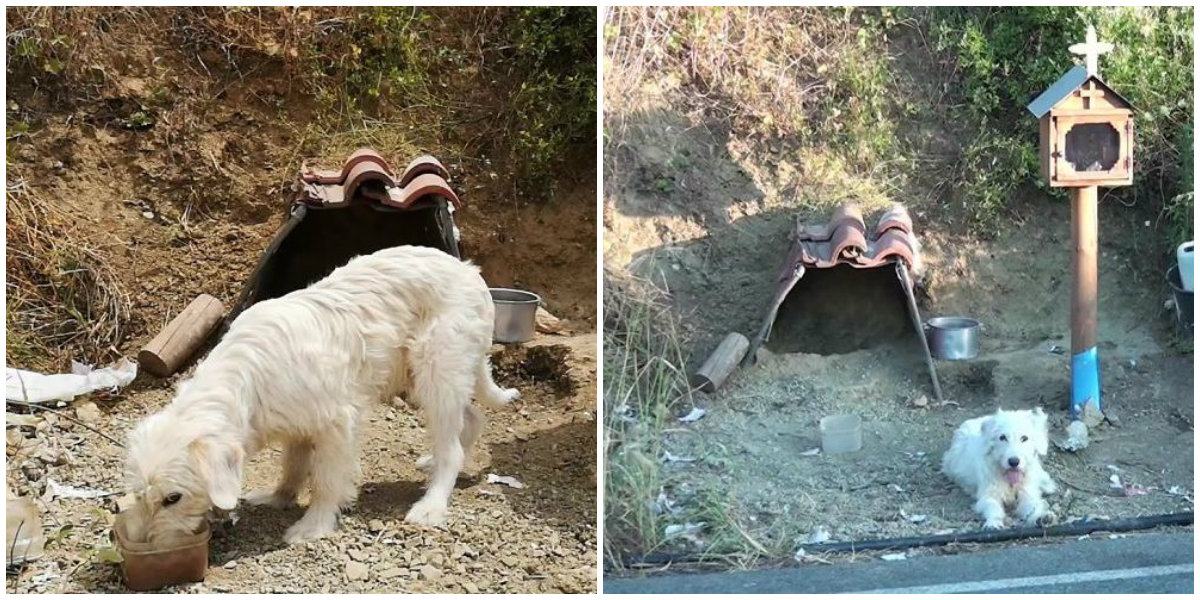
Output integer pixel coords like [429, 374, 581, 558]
[231, 198, 458, 320]
[765, 264, 913, 355]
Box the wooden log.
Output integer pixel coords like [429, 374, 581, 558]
[137, 294, 225, 377]
[692, 332, 749, 393]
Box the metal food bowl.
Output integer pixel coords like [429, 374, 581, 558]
[490, 288, 541, 343]
[925, 316, 981, 360]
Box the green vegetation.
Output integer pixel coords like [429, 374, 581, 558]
[603, 278, 692, 563]
[928, 6, 1194, 242]
[308, 7, 595, 194]
[6, 7, 595, 197]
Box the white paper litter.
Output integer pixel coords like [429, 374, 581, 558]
[800, 448, 821, 456]
[880, 552, 907, 561]
[485, 474, 525, 489]
[650, 490, 679, 516]
[804, 526, 831, 544]
[1165, 486, 1193, 504]
[1109, 474, 1123, 489]
[664, 522, 705, 538]
[678, 407, 707, 423]
[663, 450, 696, 463]
[43, 479, 115, 501]
[6, 359, 137, 404]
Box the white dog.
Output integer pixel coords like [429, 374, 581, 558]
[122, 246, 519, 545]
[941, 407, 1057, 529]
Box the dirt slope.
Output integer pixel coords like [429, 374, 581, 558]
[6, 7, 596, 593]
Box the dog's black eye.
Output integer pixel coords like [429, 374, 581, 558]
[998, 435, 1007, 442]
[1021, 435, 1029, 443]
[162, 492, 182, 507]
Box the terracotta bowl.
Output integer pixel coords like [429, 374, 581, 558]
[113, 514, 210, 591]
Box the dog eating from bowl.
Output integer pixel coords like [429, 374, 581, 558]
[942, 407, 1057, 529]
[121, 246, 519, 546]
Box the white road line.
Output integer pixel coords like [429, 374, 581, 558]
[852, 563, 1194, 594]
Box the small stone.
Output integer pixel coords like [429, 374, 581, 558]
[1058, 420, 1089, 452]
[376, 567, 408, 579]
[345, 561, 369, 581]
[368, 519, 385, 533]
[74, 401, 102, 424]
[419, 564, 441, 581]
[452, 542, 475, 560]
[463, 582, 479, 593]
[500, 555, 521, 568]
[912, 395, 929, 408]
[535, 307, 566, 334]
[142, 211, 155, 219]
[6, 429, 26, 453]
[223, 560, 237, 569]
[1080, 403, 1105, 429]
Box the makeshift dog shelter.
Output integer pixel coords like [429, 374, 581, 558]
[745, 203, 943, 401]
[230, 148, 462, 321]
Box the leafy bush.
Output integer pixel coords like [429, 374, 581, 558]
[311, 7, 595, 194]
[928, 7, 1193, 242]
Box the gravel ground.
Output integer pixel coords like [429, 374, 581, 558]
[6, 332, 597, 593]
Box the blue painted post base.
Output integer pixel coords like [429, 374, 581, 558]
[1070, 346, 1101, 419]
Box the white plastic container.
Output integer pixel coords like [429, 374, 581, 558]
[1178, 241, 1195, 292]
[819, 414, 863, 454]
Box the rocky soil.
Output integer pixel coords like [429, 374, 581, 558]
[7, 332, 597, 593]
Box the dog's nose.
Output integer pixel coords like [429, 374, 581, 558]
[1008, 457, 1020, 468]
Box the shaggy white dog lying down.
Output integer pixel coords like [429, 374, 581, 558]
[941, 407, 1057, 529]
[123, 246, 519, 545]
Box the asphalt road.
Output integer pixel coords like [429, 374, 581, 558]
[605, 531, 1194, 594]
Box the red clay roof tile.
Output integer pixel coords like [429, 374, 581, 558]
[298, 148, 461, 209]
[788, 203, 919, 271]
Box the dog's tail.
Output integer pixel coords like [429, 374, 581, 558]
[476, 358, 519, 408]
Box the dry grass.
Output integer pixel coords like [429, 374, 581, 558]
[604, 7, 893, 144]
[6, 181, 130, 369]
[602, 274, 695, 565]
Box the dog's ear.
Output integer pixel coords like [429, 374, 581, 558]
[190, 436, 244, 510]
[980, 415, 996, 437]
[1031, 407, 1050, 456]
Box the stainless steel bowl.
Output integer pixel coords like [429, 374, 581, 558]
[490, 288, 541, 343]
[925, 316, 980, 360]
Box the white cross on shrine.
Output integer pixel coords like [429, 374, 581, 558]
[1069, 25, 1113, 77]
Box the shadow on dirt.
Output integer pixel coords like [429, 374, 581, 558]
[490, 418, 594, 529]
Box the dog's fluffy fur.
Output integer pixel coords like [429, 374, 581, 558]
[123, 246, 518, 545]
[941, 407, 1057, 529]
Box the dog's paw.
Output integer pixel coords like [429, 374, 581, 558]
[1026, 511, 1057, 528]
[502, 387, 521, 403]
[404, 499, 448, 527]
[415, 454, 433, 472]
[1041, 480, 1059, 496]
[244, 489, 296, 509]
[283, 511, 338, 544]
[982, 518, 1005, 530]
